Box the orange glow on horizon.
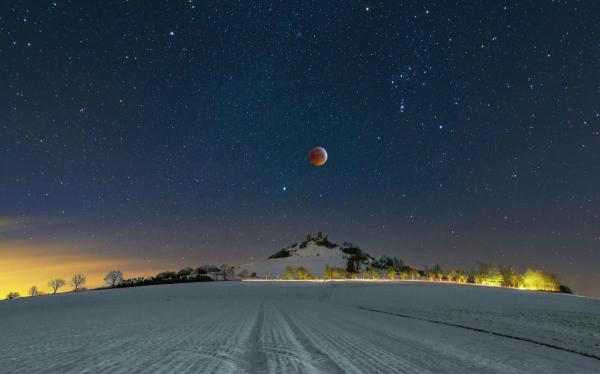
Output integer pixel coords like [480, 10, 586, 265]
[0, 240, 168, 298]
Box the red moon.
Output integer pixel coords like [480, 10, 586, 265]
[308, 146, 328, 166]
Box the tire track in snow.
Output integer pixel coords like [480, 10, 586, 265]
[237, 302, 344, 373]
[285, 302, 453, 374]
[259, 303, 316, 373]
[239, 302, 269, 373]
[324, 304, 524, 373]
[179, 304, 262, 374]
[358, 306, 600, 362]
[303, 299, 551, 373]
[270, 303, 346, 374]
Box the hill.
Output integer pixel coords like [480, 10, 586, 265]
[241, 232, 376, 278]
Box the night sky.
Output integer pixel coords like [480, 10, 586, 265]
[1, 1, 599, 297]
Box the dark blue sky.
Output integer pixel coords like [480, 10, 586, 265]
[1, 1, 599, 296]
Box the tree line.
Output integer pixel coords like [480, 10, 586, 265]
[4, 256, 571, 299]
[420, 262, 570, 293]
[4, 264, 238, 300]
[255, 257, 571, 294]
[6, 273, 88, 300]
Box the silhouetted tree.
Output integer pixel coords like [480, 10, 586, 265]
[353, 258, 364, 273]
[472, 263, 503, 286]
[386, 266, 397, 280]
[378, 256, 394, 269]
[29, 285, 39, 297]
[71, 273, 86, 291]
[48, 278, 66, 294]
[155, 271, 177, 281]
[392, 257, 405, 273]
[6, 291, 20, 300]
[520, 269, 560, 291]
[177, 267, 194, 279]
[359, 267, 379, 279]
[559, 285, 573, 294]
[104, 270, 123, 287]
[284, 266, 295, 280]
[324, 266, 348, 279]
[446, 270, 459, 282]
[456, 271, 469, 283]
[346, 258, 358, 274]
[220, 264, 234, 280]
[426, 264, 443, 281]
[409, 268, 419, 280]
[295, 266, 312, 280]
[500, 266, 521, 287]
[401, 267, 419, 280]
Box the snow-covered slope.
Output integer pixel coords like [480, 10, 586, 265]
[1, 282, 598, 373]
[240, 236, 374, 278]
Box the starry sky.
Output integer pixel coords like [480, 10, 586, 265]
[1, 1, 599, 297]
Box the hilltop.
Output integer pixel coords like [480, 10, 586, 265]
[241, 232, 378, 278]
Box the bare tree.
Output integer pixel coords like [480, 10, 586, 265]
[104, 270, 123, 287]
[71, 274, 86, 291]
[220, 264, 234, 281]
[29, 285, 39, 297]
[48, 279, 66, 294]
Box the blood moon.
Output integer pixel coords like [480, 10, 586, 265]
[308, 146, 328, 166]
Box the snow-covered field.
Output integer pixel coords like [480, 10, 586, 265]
[1, 282, 599, 373]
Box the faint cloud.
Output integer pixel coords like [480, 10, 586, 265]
[0, 215, 64, 234]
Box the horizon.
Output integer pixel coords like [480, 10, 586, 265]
[0, 232, 591, 298]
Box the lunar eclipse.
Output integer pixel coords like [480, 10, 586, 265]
[308, 146, 328, 167]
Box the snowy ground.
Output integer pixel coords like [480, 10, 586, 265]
[1, 282, 599, 373]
